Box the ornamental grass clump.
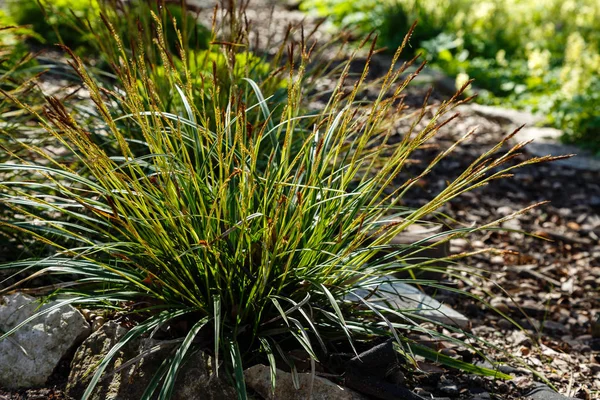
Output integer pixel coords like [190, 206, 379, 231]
[0, 9, 565, 399]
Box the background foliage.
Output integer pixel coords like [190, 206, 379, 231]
[301, 0, 600, 153]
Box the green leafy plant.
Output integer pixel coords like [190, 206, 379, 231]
[0, 10, 36, 68]
[0, 2, 301, 264]
[0, 17, 50, 260]
[548, 76, 600, 150]
[0, 7, 564, 400]
[103, 0, 211, 55]
[7, 0, 101, 52]
[7, 0, 210, 55]
[0, 11, 42, 159]
[87, 3, 318, 161]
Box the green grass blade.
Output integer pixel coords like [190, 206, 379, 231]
[82, 309, 195, 400]
[158, 317, 209, 399]
[140, 354, 172, 400]
[319, 283, 357, 355]
[228, 340, 247, 400]
[213, 295, 221, 377]
[259, 337, 277, 395]
[408, 343, 513, 379]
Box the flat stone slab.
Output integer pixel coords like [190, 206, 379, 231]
[512, 126, 563, 142]
[348, 277, 469, 329]
[456, 104, 600, 171]
[457, 103, 545, 127]
[513, 127, 600, 172]
[373, 223, 450, 279]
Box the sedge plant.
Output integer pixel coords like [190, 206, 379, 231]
[0, 10, 566, 400]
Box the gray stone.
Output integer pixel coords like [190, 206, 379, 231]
[438, 383, 458, 395]
[0, 293, 90, 389]
[513, 126, 563, 142]
[244, 364, 368, 400]
[388, 223, 450, 265]
[452, 103, 600, 171]
[66, 321, 236, 400]
[526, 142, 600, 171]
[370, 56, 457, 94]
[347, 277, 470, 329]
[526, 383, 578, 400]
[471, 393, 492, 400]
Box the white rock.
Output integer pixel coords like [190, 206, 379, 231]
[347, 277, 470, 329]
[244, 364, 368, 400]
[0, 292, 90, 389]
[497, 206, 513, 216]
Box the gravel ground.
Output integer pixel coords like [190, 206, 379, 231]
[394, 104, 600, 399]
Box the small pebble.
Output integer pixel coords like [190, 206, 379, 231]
[589, 363, 600, 374]
[472, 240, 485, 249]
[92, 316, 106, 331]
[440, 348, 457, 357]
[496, 319, 512, 330]
[490, 255, 505, 265]
[497, 206, 513, 216]
[490, 299, 510, 314]
[413, 387, 432, 396]
[451, 238, 468, 250]
[438, 383, 459, 396]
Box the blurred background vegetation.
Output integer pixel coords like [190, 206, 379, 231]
[300, 0, 600, 154]
[2, 0, 598, 153]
